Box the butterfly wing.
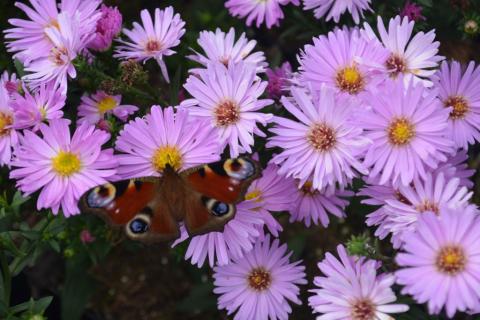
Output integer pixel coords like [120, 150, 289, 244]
[181, 157, 260, 236]
[79, 178, 180, 242]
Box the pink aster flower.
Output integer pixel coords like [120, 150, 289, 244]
[433, 60, 480, 149]
[363, 15, 443, 86]
[188, 28, 267, 74]
[400, 0, 425, 22]
[88, 5, 122, 52]
[11, 83, 65, 131]
[303, 0, 372, 24]
[114, 7, 186, 82]
[183, 62, 273, 157]
[1, 71, 22, 96]
[0, 87, 18, 166]
[310, 245, 409, 319]
[115, 106, 220, 179]
[268, 86, 370, 191]
[225, 0, 300, 29]
[298, 28, 389, 101]
[266, 62, 292, 100]
[10, 119, 117, 217]
[290, 181, 352, 227]
[433, 150, 474, 188]
[77, 91, 138, 125]
[360, 78, 454, 187]
[396, 207, 480, 318]
[213, 235, 307, 320]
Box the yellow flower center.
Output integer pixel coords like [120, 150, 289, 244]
[97, 96, 118, 114]
[214, 100, 240, 126]
[436, 246, 466, 275]
[245, 189, 263, 202]
[387, 118, 415, 146]
[307, 123, 336, 152]
[247, 267, 271, 291]
[444, 96, 469, 120]
[335, 66, 365, 94]
[351, 299, 375, 320]
[39, 106, 47, 119]
[0, 112, 13, 137]
[151, 146, 183, 172]
[300, 181, 318, 196]
[51, 151, 81, 177]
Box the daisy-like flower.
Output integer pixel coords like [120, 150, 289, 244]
[361, 78, 454, 187]
[114, 7, 186, 82]
[1, 71, 21, 96]
[187, 28, 267, 74]
[225, 0, 300, 29]
[303, 0, 372, 24]
[433, 60, 480, 149]
[290, 181, 352, 227]
[77, 91, 138, 125]
[11, 83, 65, 131]
[115, 106, 220, 179]
[363, 15, 443, 86]
[310, 245, 409, 319]
[213, 235, 307, 320]
[268, 86, 370, 191]
[4, 0, 101, 64]
[433, 150, 474, 188]
[298, 28, 389, 100]
[9, 119, 117, 216]
[88, 5, 122, 52]
[0, 87, 18, 166]
[396, 207, 480, 318]
[183, 62, 273, 157]
[266, 62, 292, 100]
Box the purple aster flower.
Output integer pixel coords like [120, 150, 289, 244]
[0, 87, 18, 166]
[183, 62, 273, 157]
[4, 0, 101, 64]
[225, 0, 300, 29]
[11, 83, 65, 131]
[303, 0, 372, 24]
[188, 28, 267, 74]
[360, 78, 454, 187]
[310, 245, 409, 318]
[268, 86, 370, 191]
[114, 7, 186, 82]
[400, 1, 425, 22]
[290, 180, 352, 227]
[77, 91, 138, 125]
[396, 207, 480, 318]
[363, 16, 444, 86]
[433, 150, 474, 188]
[115, 106, 220, 179]
[88, 5, 122, 52]
[1, 71, 22, 96]
[213, 235, 307, 320]
[10, 119, 117, 216]
[433, 60, 480, 149]
[266, 62, 292, 100]
[298, 28, 389, 101]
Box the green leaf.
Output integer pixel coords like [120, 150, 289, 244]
[13, 59, 25, 78]
[287, 233, 307, 261]
[30, 296, 53, 314]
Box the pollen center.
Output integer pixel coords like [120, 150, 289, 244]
[307, 123, 336, 151]
[245, 189, 263, 202]
[145, 39, 162, 53]
[436, 246, 466, 275]
[351, 299, 375, 320]
[50, 47, 68, 66]
[0, 112, 13, 137]
[387, 118, 415, 146]
[416, 200, 439, 214]
[444, 96, 469, 120]
[97, 96, 117, 114]
[214, 100, 240, 126]
[152, 145, 183, 172]
[51, 151, 81, 177]
[335, 66, 365, 94]
[385, 54, 407, 77]
[247, 267, 271, 291]
[300, 181, 318, 196]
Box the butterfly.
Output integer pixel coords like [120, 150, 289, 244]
[79, 157, 259, 242]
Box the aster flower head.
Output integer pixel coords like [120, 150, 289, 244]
[361, 78, 454, 187]
[433, 150, 474, 188]
[183, 62, 273, 157]
[225, 0, 300, 29]
[363, 15, 443, 86]
[114, 7, 186, 82]
[88, 5, 123, 52]
[188, 28, 267, 74]
[1, 71, 22, 96]
[115, 106, 221, 179]
[9, 119, 117, 216]
[298, 27, 389, 100]
[266, 62, 292, 100]
[433, 60, 480, 149]
[310, 245, 409, 319]
[0, 87, 18, 166]
[213, 235, 307, 320]
[303, 0, 372, 24]
[77, 91, 138, 125]
[396, 207, 480, 318]
[268, 86, 370, 191]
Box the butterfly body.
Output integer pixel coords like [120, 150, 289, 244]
[79, 157, 259, 242]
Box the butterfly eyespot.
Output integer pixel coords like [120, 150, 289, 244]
[87, 183, 116, 208]
[204, 198, 233, 217]
[224, 158, 255, 180]
[126, 214, 151, 237]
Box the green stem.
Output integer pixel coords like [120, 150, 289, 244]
[0, 251, 11, 307]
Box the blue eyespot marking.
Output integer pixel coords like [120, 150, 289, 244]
[129, 218, 149, 234]
[212, 201, 229, 216]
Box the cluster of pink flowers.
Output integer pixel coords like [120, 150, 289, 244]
[2, 1, 480, 319]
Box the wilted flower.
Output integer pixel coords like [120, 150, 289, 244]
[88, 5, 122, 52]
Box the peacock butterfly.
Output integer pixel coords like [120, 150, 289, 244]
[79, 157, 259, 242]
